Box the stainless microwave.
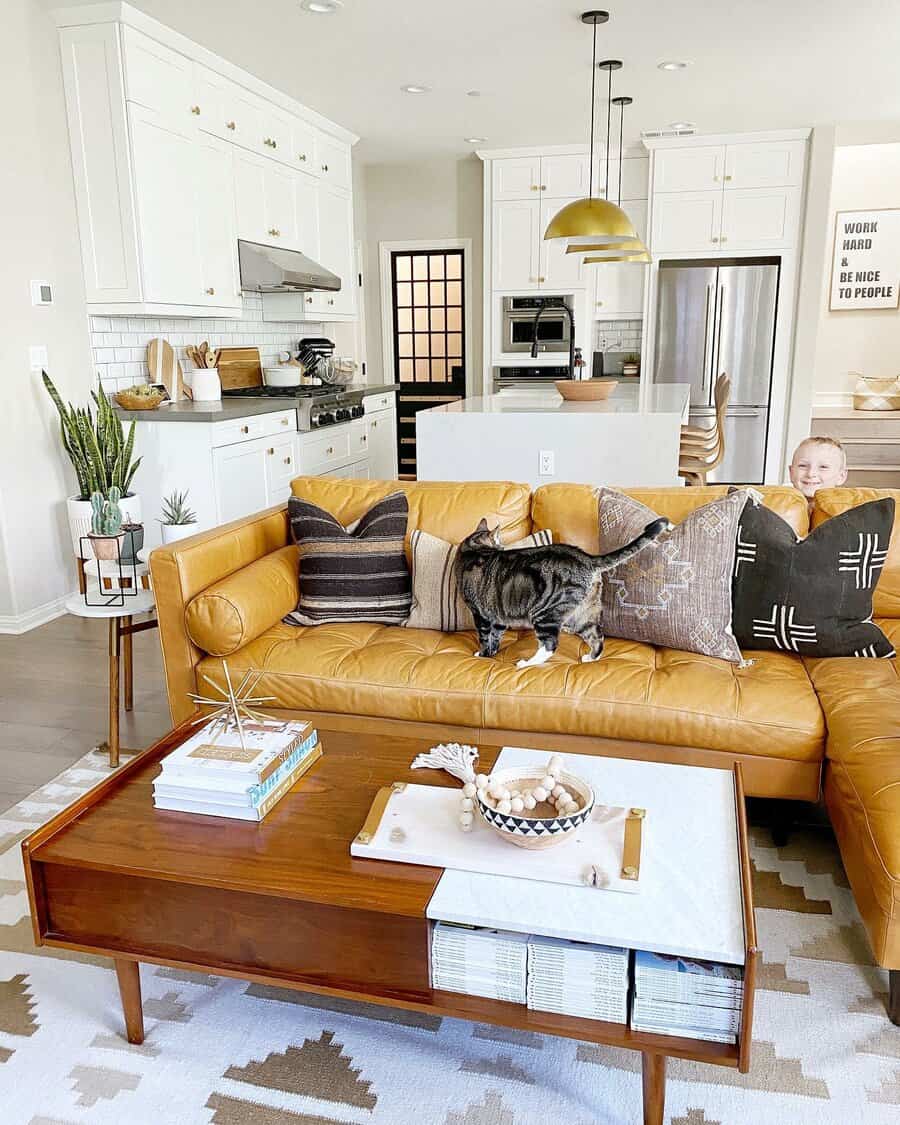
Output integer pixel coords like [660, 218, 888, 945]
[501, 295, 573, 354]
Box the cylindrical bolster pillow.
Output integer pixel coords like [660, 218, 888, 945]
[185, 545, 299, 656]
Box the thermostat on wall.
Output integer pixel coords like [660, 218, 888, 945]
[30, 280, 53, 306]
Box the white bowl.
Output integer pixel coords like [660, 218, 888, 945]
[263, 365, 303, 388]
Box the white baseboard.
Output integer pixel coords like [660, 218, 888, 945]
[813, 390, 854, 409]
[0, 592, 76, 635]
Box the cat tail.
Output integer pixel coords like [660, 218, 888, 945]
[593, 517, 670, 572]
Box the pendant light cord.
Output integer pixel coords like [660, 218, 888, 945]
[588, 17, 597, 199]
[605, 64, 612, 204]
[618, 98, 625, 206]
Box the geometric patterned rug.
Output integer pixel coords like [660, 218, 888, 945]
[0, 751, 896, 1125]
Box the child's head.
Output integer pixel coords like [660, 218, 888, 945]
[789, 436, 847, 499]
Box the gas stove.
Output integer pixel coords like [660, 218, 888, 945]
[220, 384, 365, 431]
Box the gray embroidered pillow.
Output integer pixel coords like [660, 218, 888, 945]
[405, 526, 553, 631]
[595, 487, 750, 662]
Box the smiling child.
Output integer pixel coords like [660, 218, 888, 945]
[789, 436, 848, 514]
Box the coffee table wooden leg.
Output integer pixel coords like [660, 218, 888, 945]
[114, 959, 144, 1044]
[123, 614, 133, 713]
[641, 1052, 666, 1125]
[108, 617, 120, 769]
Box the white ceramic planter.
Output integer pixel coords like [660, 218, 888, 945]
[160, 522, 198, 545]
[67, 492, 141, 558]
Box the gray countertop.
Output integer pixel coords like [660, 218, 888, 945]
[114, 383, 398, 423]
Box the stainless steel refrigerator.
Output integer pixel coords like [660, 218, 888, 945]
[653, 258, 780, 483]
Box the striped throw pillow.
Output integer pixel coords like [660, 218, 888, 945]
[405, 527, 553, 632]
[284, 491, 412, 626]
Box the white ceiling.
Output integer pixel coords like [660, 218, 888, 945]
[53, 0, 900, 163]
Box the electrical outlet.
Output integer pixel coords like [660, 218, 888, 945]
[539, 450, 555, 476]
[28, 345, 48, 371]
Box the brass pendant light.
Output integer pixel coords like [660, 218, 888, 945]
[544, 15, 643, 252]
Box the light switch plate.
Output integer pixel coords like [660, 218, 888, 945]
[30, 280, 52, 306]
[29, 345, 48, 371]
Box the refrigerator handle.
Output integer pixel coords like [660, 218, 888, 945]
[702, 283, 716, 402]
[712, 283, 726, 396]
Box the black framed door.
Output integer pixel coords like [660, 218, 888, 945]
[389, 248, 466, 479]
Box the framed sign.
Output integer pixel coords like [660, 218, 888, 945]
[830, 207, 900, 310]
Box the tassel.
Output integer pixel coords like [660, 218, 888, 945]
[411, 742, 479, 784]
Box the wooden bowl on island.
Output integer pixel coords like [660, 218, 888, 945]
[555, 378, 617, 401]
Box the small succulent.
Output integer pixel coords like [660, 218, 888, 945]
[90, 486, 123, 537]
[160, 489, 197, 526]
[623, 353, 640, 365]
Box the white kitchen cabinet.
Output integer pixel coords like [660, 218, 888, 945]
[723, 140, 806, 188]
[213, 440, 272, 525]
[317, 134, 353, 191]
[654, 146, 724, 192]
[593, 199, 648, 318]
[720, 186, 801, 249]
[539, 197, 586, 290]
[541, 154, 591, 198]
[308, 187, 356, 316]
[129, 104, 203, 306]
[366, 408, 398, 480]
[233, 149, 298, 249]
[493, 201, 541, 289]
[56, 8, 358, 317]
[651, 190, 724, 253]
[329, 462, 371, 480]
[194, 133, 243, 310]
[492, 156, 543, 200]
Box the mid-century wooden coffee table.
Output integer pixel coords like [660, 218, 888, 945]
[22, 720, 757, 1125]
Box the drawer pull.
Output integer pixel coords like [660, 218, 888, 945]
[372, 420, 377, 428]
[326, 446, 334, 455]
[268, 227, 281, 238]
[264, 137, 277, 148]
[298, 152, 307, 161]
[241, 425, 249, 434]
[205, 287, 215, 295]
[306, 295, 313, 304]
[191, 105, 201, 115]
[226, 120, 236, 130]
[281, 417, 290, 425]
[322, 163, 329, 173]
[284, 456, 292, 465]
[361, 434, 367, 443]
[267, 447, 275, 455]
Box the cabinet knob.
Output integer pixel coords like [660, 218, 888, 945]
[284, 456, 292, 465]
[530, 184, 539, 191]
[596, 300, 603, 306]
[326, 446, 334, 455]
[191, 105, 201, 115]
[281, 417, 289, 425]
[713, 175, 719, 182]
[267, 447, 275, 455]
[724, 174, 733, 182]
[241, 425, 249, 434]
[322, 163, 329, 172]
[264, 137, 277, 148]
[361, 434, 367, 443]
[268, 228, 281, 237]
[538, 276, 546, 283]
[711, 237, 719, 243]
[328, 298, 334, 306]
[305, 295, 313, 304]
[372, 420, 377, 428]
[226, 120, 236, 130]
[540, 184, 547, 190]
[205, 287, 215, 295]
[720, 235, 728, 243]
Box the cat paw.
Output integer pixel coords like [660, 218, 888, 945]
[516, 658, 530, 669]
[581, 653, 600, 663]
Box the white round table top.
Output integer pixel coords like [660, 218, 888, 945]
[64, 590, 155, 619]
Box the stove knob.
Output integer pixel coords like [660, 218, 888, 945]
[317, 411, 334, 426]
[336, 408, 350, 421]
[351, 405, 364, 418]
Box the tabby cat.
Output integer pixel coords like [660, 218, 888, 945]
[456, 517, 669, 667]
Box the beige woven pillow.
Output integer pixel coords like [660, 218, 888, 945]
[405, 527, 553, 631]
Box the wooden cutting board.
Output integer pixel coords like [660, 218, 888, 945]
[147, 338, 183, 401]
[216, 346, 263, 390]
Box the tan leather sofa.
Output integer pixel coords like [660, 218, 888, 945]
[150, 478, 900, 1016]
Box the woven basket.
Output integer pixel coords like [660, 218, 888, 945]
[852, 374, 900, 412]
[114, 389, 165, 411]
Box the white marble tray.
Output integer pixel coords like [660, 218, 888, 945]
[350, 782, 640, 894]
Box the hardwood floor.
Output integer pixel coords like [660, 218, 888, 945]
[0, 611, 171, 816]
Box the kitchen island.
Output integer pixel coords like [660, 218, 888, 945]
[416, 382, 690, 488]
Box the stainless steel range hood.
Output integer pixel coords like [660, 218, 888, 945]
[238, 239, 341, 293]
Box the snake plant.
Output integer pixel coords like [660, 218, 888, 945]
[42, 370, 141, 500]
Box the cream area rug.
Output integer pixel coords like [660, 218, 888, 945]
[0, 751, 897, 1125]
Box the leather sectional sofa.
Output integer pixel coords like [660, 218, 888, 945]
[150, 477, 900, 1022]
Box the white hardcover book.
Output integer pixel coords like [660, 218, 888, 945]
[159, 719, 313, 785]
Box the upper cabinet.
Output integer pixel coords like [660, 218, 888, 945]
[647, 134, 808, 254]
[57, 12, 358, 318]
[492, 154, 589, 200]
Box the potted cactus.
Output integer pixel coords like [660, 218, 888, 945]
[41, 371, 143, 558]
[159, 489, 198, 544]
[87, 487, 125, 560]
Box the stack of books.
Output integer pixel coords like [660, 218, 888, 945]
[430, 923, 528, 1003]
[526, 935, 630, 1023]
[153, 719, 321, 821]
[631, 950, 743, 1043]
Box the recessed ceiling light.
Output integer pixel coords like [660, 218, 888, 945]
[465, 136, 487, 143]
[300, 0, 342, 12]
[466, 90, 481, 97]
[668, 121, 695, 131]
[401, 84, 430, 94]
[658, 60, 689, 71]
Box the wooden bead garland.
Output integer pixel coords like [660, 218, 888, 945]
[472, 754, 588, 829]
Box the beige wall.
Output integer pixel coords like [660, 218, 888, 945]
[361, 156, 483, 384]
[0, 0, 94, 628]
[811, 141, 900, 399]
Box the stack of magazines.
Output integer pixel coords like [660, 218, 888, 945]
[527, 936, 629, 1023]
[430, 923, 527, 1003]
[631, 950, 743, 1043]
[153, 719, 321, 821]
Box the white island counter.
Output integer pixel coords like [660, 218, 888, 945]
[416, 382, 690, 488]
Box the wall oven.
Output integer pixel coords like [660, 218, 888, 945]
[501, 295, 573, 355]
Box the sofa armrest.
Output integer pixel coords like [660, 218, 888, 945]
[149, 504, 291, 725]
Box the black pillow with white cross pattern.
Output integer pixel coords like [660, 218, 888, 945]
[731, 497, 896, 658]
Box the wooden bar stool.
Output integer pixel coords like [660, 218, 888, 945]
[679, 374, 731, 486]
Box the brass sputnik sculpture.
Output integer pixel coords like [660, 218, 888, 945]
[188, 660, 277, 749]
